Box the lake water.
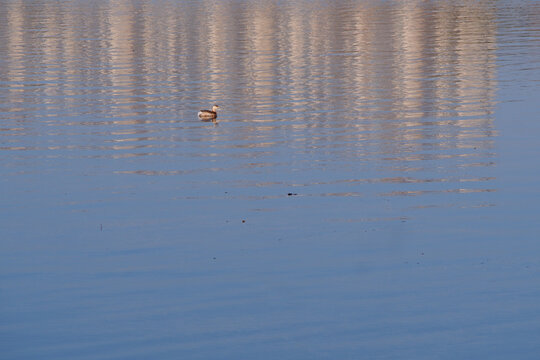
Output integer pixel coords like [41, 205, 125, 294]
[1, 1, 539, 359]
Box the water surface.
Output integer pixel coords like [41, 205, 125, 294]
[1, 1, 539, 359]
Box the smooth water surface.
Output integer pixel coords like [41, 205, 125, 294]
[1, 1, 539, 359]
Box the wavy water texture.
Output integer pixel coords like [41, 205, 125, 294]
[1, 1, 539, 359]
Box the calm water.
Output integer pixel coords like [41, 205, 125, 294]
[1, 1, 539, 359]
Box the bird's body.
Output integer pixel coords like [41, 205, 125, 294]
[198, 105, 219, 119]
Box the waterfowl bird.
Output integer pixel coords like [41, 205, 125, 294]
[198, 105, 219, 119]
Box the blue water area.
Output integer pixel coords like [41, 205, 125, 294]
[1, 1, 539, 359]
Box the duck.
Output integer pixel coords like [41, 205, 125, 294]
[198, 105, 219, 119]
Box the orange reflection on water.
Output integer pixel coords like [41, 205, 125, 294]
[0, 0, 507, 202]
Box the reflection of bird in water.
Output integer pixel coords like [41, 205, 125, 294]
[198, 105, 219, 120]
